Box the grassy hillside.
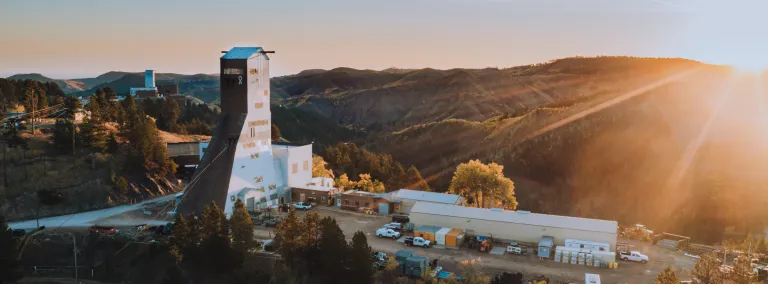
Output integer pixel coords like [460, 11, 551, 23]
[272, 57, 704, 130]
[369, 63, 768, 243]
[272, 105, 363, 149]
[6, 73, 86, 93]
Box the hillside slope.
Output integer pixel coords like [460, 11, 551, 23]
[6, 73, 86, 93]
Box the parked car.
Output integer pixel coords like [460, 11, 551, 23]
[404, 236, 431, 248]
[384, 222, 403, 231]
[376, 228, 401, 239]
[89, 225, 117, 235]
[293, 202, 312, 210]
[392, 215, 410, 223]
[619, 251, 649, 264]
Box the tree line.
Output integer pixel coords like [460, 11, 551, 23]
[0, 78, 65, 117]
[51, 88, 176, 179]
[655, 253, 759, 284]
[321, 142, 429, 192]
[140, 98, 219, 136]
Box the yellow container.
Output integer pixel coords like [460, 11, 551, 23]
[414, 225, 441, 242]
[445, 228, 464, 247]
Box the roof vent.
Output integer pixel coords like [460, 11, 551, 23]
[490, 208, 503, 212]
[517, 210, 531, 214]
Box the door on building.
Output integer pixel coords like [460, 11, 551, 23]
[300, 193, 306, 202]
[378, 203, 389, 215]
[336, 197, 341, 207]
[246, 197, 255, 211]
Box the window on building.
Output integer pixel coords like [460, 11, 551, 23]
[250, 153, 259, 159]
[254, 176, 263, 183]
[269, 184, 277, 190]
[303, 160, 309, 171]
[292, 163, 298, 174]
[250, 127, 255, 138]
[270, 194, 278, 200]
[260, 197, 267, 203]
[264, 90, 269, 96]
[255, 102, 263, 109]
[258, 186, 265, 192]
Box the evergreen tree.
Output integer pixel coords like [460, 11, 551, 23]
[84, 95, 102, 123]
[159, 99, 181, 132]
[316, 217, 348, 284]
[729, 255, 756, 284]
[272, 123, 281, 140]
[115, 177, 129, 195]
[199, 202, 238, 276]
[0, 214, 23, 283]
[274, 209, 304, 267]
[63, 96, 82, 121]
[692, 253, 724, 284]
[757, 238, 767, 254]
[52, 119, 81, 153]
[80, 121, 108, 152]
[231, 199, 255, 253]
[405, 165, 430, 191]
[169, 213, 192, 262]
[107, 133, 119, 153]
[54, 95, 64, 108]
[655, 266, 680, 284]
[348, 231, 374, 284]
[201, 202, 227, 240]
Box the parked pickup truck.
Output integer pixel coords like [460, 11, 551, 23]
[404, 237, 431, 248]
[376, 228, 401, 239]
[619, 251, 649, 264]
[292, 202, 312, 210]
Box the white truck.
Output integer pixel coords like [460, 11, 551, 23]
[376, 228, 401, 239]
[404, 236, 431, 248]
[292, 202, 312, 210]
[619, 251, 649, 264]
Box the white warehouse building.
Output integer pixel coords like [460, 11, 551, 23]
[409, 202, 618, 251]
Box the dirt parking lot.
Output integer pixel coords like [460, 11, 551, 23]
[253, 206, 699, 283]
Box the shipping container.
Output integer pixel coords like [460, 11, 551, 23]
[445, 228, 464, 247]
[414, 225, 441, 242]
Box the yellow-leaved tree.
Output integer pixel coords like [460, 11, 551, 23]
[312, 155, 335, 179]
[448, 160, 517, 209]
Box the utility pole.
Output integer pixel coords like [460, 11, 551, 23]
[73, 234, 78, 284]
[31, 94, 36, 134]
[72, 120, 76, 155]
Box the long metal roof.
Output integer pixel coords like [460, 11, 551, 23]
[221, 47, 263, 60]
[410, 202, 618, 234]
[392, 189, 461, 204]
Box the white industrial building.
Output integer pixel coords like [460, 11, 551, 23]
[409, 202, 618, 251]
[386, 189, 464, 214]
[129, 70, 158, 97]
[176, 47, 327, 217]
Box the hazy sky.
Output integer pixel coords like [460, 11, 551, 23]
[1, 0, 766, 78]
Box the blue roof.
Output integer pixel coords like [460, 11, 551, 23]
[221, 47, 263, 60]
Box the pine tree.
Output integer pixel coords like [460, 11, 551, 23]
[316, 217, 348, 284]
[201, 202, 227, 240]
[159, 99, 180, 132]
[0, 214, 23, 283]
[692, 253, 724, 284]
[231, 199, 255, 253]
[654, 266, 680, 284]
[169, 213, 192, 262]
[107, 133, 119, 153]
[729, 255, 756, 284]
[63, 96, 82, 121]
[274, 209, 304, 267]
[348, 231, 374, 284]
[757, 238, 767, 254]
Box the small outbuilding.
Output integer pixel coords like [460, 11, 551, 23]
[538, 236, 554, 259]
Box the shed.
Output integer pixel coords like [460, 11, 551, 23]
[414, 225, 441, 242]
[538, 236, 554, 258]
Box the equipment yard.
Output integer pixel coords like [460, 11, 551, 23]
[251, 206, 697, 283]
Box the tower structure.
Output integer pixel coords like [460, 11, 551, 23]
[178, 47, 284, 217]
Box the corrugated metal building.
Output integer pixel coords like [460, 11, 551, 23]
[409, 202, 618, 251]
[387, 189, 463, 214]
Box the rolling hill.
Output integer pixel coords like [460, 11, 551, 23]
[6, 73, 86, 93]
